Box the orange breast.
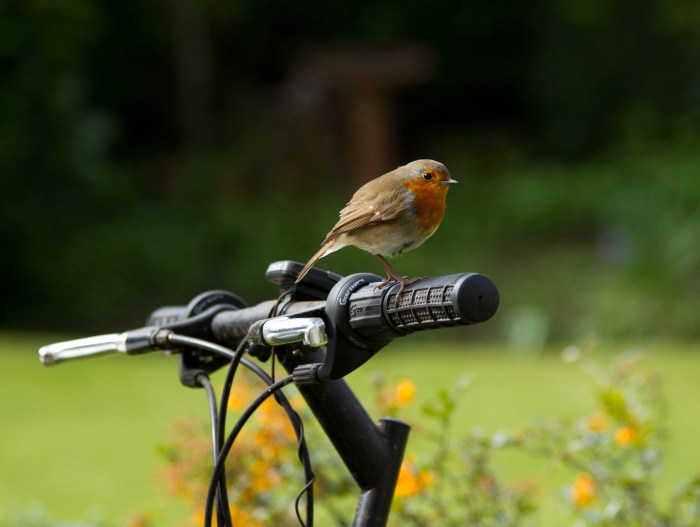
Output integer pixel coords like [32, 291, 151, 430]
[401, 180, 448, 234]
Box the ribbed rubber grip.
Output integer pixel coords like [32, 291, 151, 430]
[341, 273, 499, 341]
[383, 273, 498, 334]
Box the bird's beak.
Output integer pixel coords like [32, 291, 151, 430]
[442, 178, 458, 185]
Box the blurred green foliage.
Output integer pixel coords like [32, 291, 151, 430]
[1, 0, 699, 338]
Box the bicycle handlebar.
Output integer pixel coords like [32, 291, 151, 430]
[39, 263, 499, 380]
[205, 270, 497, 344]
[149, 269, 499, 380]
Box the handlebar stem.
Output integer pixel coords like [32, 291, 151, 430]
[277, 346, 410, 526]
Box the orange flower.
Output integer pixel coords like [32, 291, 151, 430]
[614, 426, 640, 445]
[249, 458, 282, 492]
[394, 379, 416, 406]
[256, 398, 295, 438]
[571, 472, 596, 507]
[394, 460, 433, 498]
[125, 514, 152, 527]
[230, 508, 264, 527]
[227, 391, 245, 411]
[193, 507, 264, 527]
[587, 411, 608, 432]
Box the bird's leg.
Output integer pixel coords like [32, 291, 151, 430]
[374, 255, 421, 297]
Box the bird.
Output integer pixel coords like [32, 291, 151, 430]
[295, 159, 457, 294]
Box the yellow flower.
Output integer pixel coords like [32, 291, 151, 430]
[571, 472, 595, 507]
[614, 426, 640, 445]
[394, 460, 432, 498]
[394, 379, 416, 406]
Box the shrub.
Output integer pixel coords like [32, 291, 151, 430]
[158, 348, 700, 526]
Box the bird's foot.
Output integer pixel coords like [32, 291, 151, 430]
[374, 275, 423, 298]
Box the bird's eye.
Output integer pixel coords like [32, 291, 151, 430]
[422, 172, 433, 181]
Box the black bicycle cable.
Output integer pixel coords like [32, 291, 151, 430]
[291, 412, 315, 526]
[239, 352, 316, 526]
[196, 374, 220, 462]
[217, 347, 315, 523]
[196, 373, 231, 527]
[211, 291, 315, 525]
[169, 333, 247, 526]
[203, 375, 295, 527]
[264, 291, 316, 525]
[168, 333, 315, 526]
[168, 334, 244, 526]
[215, 289, 284, 444]
[216, 337, 250, 457]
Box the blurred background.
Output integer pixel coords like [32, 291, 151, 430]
[3, 2, 700, 525]
[2, 0, 700, 342]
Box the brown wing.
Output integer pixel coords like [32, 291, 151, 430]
[321, 182, 409, 244]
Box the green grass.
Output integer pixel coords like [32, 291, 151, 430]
[1, 332, 203, 525]
[2, 332, 699, 525]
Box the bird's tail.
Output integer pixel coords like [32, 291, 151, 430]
[295, 240, 338, 283]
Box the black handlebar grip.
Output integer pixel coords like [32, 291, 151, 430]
[210, 300, 279, 343]
[387, 273, 499, 330]
[340, 273, 499, 342]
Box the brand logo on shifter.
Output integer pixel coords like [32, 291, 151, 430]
[339, 279, 365, 305]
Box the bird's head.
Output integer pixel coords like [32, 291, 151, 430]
[400, 159, 457, 197]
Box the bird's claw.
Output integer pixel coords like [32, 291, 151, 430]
[374, 276, 423, 298]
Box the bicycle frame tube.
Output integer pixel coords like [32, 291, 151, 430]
[279, 346, 410, 527]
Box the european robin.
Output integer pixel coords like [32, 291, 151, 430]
[295, 159, 457, 293]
